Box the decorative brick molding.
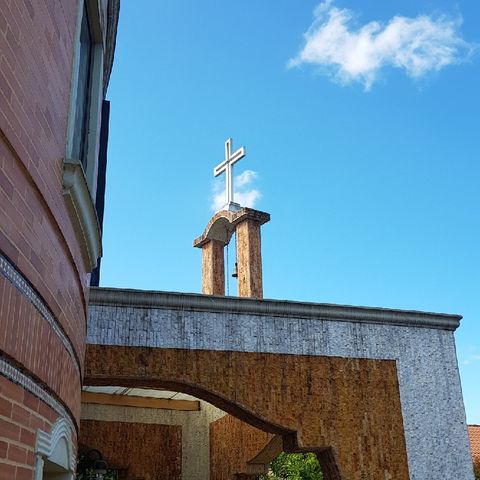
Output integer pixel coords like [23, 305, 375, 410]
[0, 253, 80, 377]
[0, 356, 76, 434]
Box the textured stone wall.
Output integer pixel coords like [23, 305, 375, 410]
[210, 414, 272, 480]
[236, 219, 263, 298]
[80, 419, 182, 480]
[81, 401, 225, 480]
[87, 294, 474, 480]
[85, 346, 410, 480]
[201, 239, 225, 295]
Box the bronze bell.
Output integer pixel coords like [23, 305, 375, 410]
[232, 262, 238, 278]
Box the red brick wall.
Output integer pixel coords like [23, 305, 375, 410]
[0, 277, 81, 420]
[0, 0, 90, 434]
[0, 0, 89, 362]
[0, 375, 66, 480]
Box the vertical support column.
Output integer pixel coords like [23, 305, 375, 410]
[236, 219, 263, 298]
[194, 208, 269, 298]
[201, 239, 225, 296]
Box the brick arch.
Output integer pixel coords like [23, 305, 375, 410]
[84, 344, 410, 480]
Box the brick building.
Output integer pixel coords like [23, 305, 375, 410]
[0, 1, 119, 479]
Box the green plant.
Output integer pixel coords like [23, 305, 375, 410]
[473, 460, 480, 480]
[76, 469, 118, 480]
[261, 452, 323, 480]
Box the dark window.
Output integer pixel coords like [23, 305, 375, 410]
[90, 100, 110, 287]
[71, 5, 93, 170]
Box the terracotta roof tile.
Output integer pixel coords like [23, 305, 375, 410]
[468, 425, 480, 463]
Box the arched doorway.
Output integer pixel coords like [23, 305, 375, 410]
[84, 343, 410, 479]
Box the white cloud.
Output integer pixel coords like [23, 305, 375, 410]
[235, 170, 258, 188]
[212, 170, 262, 211]
[289, 1, 475, 89]
[461, 347, 480, 366]
[234, 189, 262, 208]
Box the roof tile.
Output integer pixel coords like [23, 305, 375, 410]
[468, 425, 480, 463]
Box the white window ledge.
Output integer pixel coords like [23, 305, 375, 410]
[63, 159, 102, 272]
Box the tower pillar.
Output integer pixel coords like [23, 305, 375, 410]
[201, 239, 225, 295]
[194, 208, 270, 298]
[236, 217, 263, 298]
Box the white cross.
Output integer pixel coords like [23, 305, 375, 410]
[213, 138, 245, 210]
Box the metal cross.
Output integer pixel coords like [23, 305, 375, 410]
[213, 138, 245, 210]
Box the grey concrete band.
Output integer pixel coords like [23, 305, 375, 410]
[89, 287, 462, 331]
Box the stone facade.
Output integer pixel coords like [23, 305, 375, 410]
[86, 287, 474, 480]
[194, 208, 270, 298]
[210, 414, 273, 480]
[80, 420, 182, 479]
[81, 401, 225, 480]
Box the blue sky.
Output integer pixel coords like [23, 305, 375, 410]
[100, 1, 480, 423]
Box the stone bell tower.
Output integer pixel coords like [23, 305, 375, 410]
[193, 139, 270, 298]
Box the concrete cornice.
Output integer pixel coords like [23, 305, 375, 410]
[103, 0, 120, 96]
[63, 160, 102, 272]
[89, 287, 462, 331]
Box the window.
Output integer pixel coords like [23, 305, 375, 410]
[63, 0, 106, 272]
[71, 4, 93, 171]
[65, 0, 104, 196]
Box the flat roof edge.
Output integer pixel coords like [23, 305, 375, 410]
[89, 287, 462, 331]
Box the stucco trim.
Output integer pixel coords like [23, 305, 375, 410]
[63, 160, 102, 272]
[35, 418, 76, 480]
[89, 287, 461, 330]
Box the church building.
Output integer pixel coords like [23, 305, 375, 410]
[0, 1, 477, 480]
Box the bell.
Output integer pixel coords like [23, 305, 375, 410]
[232, 262, 238, 278]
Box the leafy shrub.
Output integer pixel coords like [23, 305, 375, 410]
[260, 452, 323, 480]
[474, 460, 480, 480]
[76, 468, 118, 480]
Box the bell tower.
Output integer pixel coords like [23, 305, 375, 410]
[193, 139, 270, 298]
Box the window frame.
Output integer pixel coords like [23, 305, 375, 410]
[65, 0, 105, 198]
[62, 0, 106, 272]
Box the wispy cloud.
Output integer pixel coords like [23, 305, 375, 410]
[463, 356, 480, 366]
[212, 169, 261, 211]
[462, 346, 480, 366]
[289, 1, 475, 90]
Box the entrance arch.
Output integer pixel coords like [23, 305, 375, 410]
[84, 344, 410, 480]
